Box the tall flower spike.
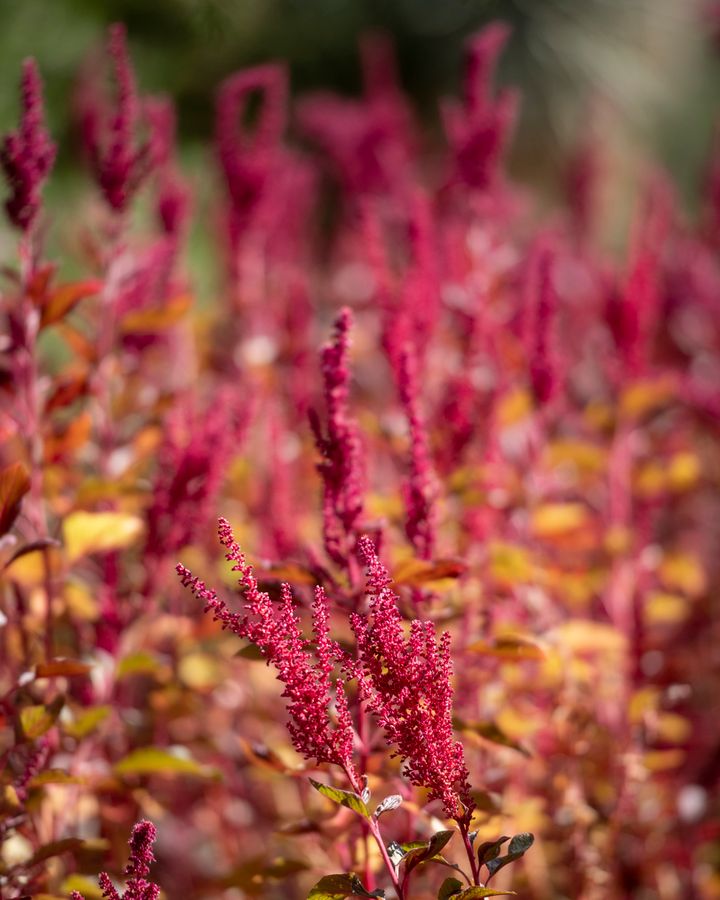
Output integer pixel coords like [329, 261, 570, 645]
[398, 346, 439, 559]
[215, 64, 287, 231]
[523, 236, 560, 407]
[80, 24, 148, 212]
[70, 819, 160, 900]
[351, 536, 473, 820]
[0, 58, 56, 232]
[178, 519, 358, 776]
[309, 308, 365, 568]
[442, 22, 518, 192]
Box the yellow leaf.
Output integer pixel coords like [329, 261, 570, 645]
[531, 503, 589, 537]
[658, 552, 706, 597]
[63, 705, 111, 739]
[114, 747, 218, 778]
[63, 511, 144, 563]
[488, 542, 532, 586]
[620, 374, 676, 419]
[60, 876, 103, 900]
[655, 713, 691, 745]
[644, 592, 689, 626]
[550, 620, 625, 655]
[643, 749, 684, 772]
[20, 698, 63, 740]
[667, 452, 700, 491]
[497, 387, 532, 426]
[545, 440, 606, 475]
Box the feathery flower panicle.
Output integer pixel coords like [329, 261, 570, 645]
[442, 22, 518, 192]
[351, 536, 473, 820]
[297, 35, 413, 198]
[523, 236, 560, 407]
[0, 58, 56, 232]
[177, 519, 358, 775]
[80, 24, 149, 212]
[215, 64, 287, 231]
[309, 308, 365, 568]
[398, 347, 439, 559]
[70, 819, 160, 900]
[145, 95, 190, 239]
[145, 388, 249, 562]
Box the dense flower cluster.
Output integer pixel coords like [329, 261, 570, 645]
[177, 518, 358, 775]
[70, 820, 160, 900]
[350, 536, 472, 819]
[0, 59, 56, 232]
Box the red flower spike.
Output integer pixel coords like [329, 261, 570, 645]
[309, 308, 366, 568]
[0, 58, 56, 232]
[178, 519, 358, 777]
[352, 536, 473, 821]
[71, 819, 160, 900]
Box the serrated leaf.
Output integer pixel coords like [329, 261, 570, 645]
[63, 510, 144, 563]
[114, 748, 217, 778]
[308, 873, 384, 899]
[374, 794, 403, 819]
[0, 462, 31, 536]
[19, 696, 64, 740]
[438, 877, 464, 900]
[310, 778, 370, 818]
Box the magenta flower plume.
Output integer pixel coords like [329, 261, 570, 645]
[215, 64, 287, 231]
[442, 22, 518, 192]
[70, 819, 160, 900]
[177, 519, 358, 776]
[523, 236, 560, 407]
[80, 24, 148, 212]
[0, 58, 56, 232]
[309, 308, 366, 568]
[398, 347, 439, 559]
[351, 536, 473, 820]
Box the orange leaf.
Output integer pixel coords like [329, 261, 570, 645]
[40, 280, 102, 328]
[0, 462, 31, 536]
[36, 659, 92, 678]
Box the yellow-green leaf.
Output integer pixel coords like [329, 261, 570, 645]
[63, 511, 145, 563]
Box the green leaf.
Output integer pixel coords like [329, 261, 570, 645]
[402, 830, 455, 875]
[485, 833, 535, 882]
[476, 836, 510, 868]
[307, 874, 384, 899]
[113, 748, 218, 779]
[116, 651, 163, 678]
[438, 877, 464, 900]
[19, 696, 64, 740]
[63, 705, 111, 739]
[309, 778, 370, 818]
[453, 889, 516, 898]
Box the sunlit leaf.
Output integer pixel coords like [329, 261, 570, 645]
[63, 705, 111, 739]
[113, 747, 218, 778]
[120, 294, 192, 334]
[530, 503, 589, 537]
[63, 510, 145, 563]
[467, 634, 545, 661]
[19, 696, 64, 740]
[40, 280, 102, 327]
[310, 778, 370, 818]
[0, 462, 31, 536]
[36, 659, 91, 678]
[28, 769, 84, 787]
[308, 874, 384, 899]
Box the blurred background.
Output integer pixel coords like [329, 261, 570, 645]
[0, 0, 718, 260]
